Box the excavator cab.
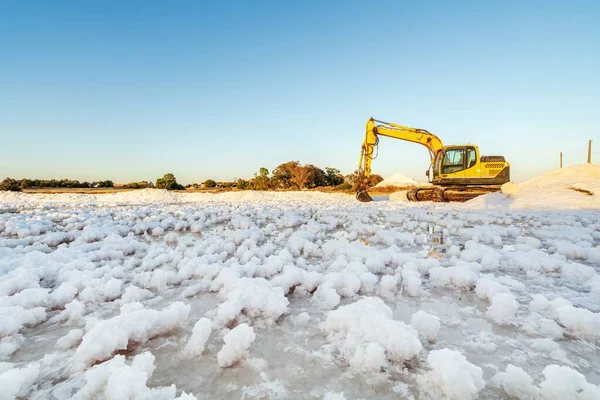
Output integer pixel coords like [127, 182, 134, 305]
[431, 145, 510, 186]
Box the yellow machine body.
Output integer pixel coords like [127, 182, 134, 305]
[430, 145, 510, 186]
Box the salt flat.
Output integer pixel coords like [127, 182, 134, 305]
[0, 168, 599, 399]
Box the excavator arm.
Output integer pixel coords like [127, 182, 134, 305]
[356, 118, 444, 201]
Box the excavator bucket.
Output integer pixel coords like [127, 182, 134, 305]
[356, 190, 373, 202]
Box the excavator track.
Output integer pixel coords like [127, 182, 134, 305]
[406, 186, 502, 202]
[406, 187, 436, 202]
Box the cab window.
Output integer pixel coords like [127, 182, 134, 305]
[466, 147, 477, 169]
[442, 148, 465, 174]
[433, 152, 441, 176]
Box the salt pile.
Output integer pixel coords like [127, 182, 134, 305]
[375, 173, 419, 187]
[465, 164, 600, 210]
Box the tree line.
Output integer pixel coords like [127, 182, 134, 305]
[188, 161, 383, 191]
[1, 161, 383, 192]
[0, 178, 115, 192]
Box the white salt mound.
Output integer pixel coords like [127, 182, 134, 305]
[475, 277, 511, 301]
[73, 302, 190, 370]
[556, 305, 600, 339]
[486, 293, 519, 325]
[73, 352, 197, 400]
[375, 173, 419, 187]
[322, 297, 422, 374]
[465, 164, 600, 210]
[410, 310, 441, 342]
[539, 364, 600, 399]
[493, 364, 600, 400]
[418, 349, 485, 400]
[214, 277, 289, 327]
[56, 329, 84, 349]
[0, 363, 40, 399]
[492, 364, 539, 399]
[184, 318, 213, 358]
[217, 323, 256, 368]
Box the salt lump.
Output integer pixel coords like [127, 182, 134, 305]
[184, 318, 212, 358]
[486, 293, 519, 325]
[556, 305, 600, 339]
[217, 323, 256, 368]
[539, 365, 600, 399]
[418, 349, 485, 400]
[493, 364, 600, 400]
[410, 310, 441, 342]
[322, 297, 422, 373]
[73, 352, 197, 399]
[73, 302, 190, 370]
[0, 363, 40, 399]
[214, 277, 289, 327]
[492, 364, 539, 399]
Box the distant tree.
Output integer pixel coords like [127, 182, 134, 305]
[305, 165, 327, 188]
[368, 174, 384, 186]
[127, 182, 140, 189]
[346, 170, 363, 191]
[272, 161, 312, 189]
[290, 165, 310, 189]
[95, 180, 114, 188]
[252, 167, 270, 190]
[325, 167, 344, 186]
[272, 161, 298, 189]
[346, 170, 384, 191]
[236, 179, 249, 190]
[156, 173, 184, 190]
[0, 178, 21, 192]
[204, 179, 217, 188]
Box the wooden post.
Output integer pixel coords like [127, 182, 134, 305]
[560, 152, 563, 168]
[588, 140, 593, 163]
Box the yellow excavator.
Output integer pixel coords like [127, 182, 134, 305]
[356, 118, 510, 202]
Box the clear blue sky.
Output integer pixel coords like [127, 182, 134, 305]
[1, 0, 599, 184]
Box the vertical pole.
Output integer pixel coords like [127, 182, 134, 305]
[588, 140, 593, 163]
[560, 152, 563, 168]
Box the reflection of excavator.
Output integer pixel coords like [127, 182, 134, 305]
[356, 118, 510, 202]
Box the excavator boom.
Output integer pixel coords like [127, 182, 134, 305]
[357, 118, 444, 200]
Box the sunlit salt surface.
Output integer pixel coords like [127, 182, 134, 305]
[1, 186, 599, 399]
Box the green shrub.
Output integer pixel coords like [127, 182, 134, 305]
[0, 178, 21, 192]
[156, 173, 185, 190]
